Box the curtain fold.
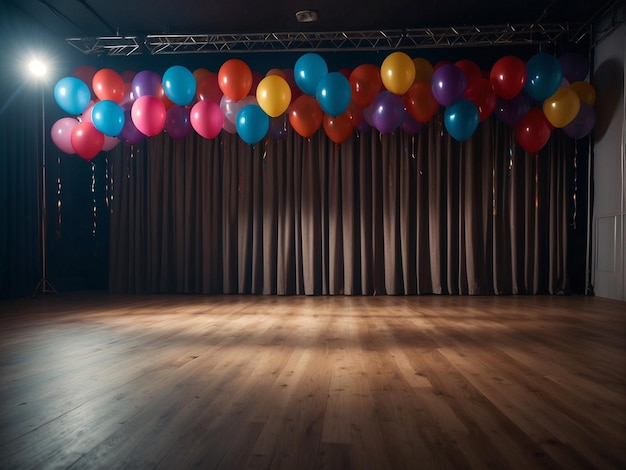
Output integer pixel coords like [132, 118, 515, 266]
[109, 117, 579, 295]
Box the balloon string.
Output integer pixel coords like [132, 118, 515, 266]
[91, 161, 98, 257]
[572, 142, 578, 230]
[411, 135, 416, 159]
[127, 145, 134, 179]
[56, 149, 62, 240]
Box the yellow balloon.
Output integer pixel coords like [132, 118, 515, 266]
[381, 51, 416, 95]
[412, 58, 434, 84]
[543, 87, 581, 128]
[569, 81, 596, 106]
[256, 75, 291, 118]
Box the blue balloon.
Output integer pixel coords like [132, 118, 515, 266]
[54, 77, 91, 115]
[91, 100, 125, 137]
[162, 65, 196, 106]
[294, 53, 328, 96]
[525, 53, 563, 101]
[444, 99, 479, 141]
[236, 104, 269, 145]
[316, 72, 352, 117]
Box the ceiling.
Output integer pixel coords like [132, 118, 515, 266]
[6, 0, 615, 40]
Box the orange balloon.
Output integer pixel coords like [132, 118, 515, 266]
[266, 68, 286, 79]
[193, 68, 212, 85]
[92, 68, 125, 103]
[569, 81, 596, 106]
[412, 58, 434, 83]
[218, 59, 252, 101]
[349, 64, 382, 108]
[288, 95, 323, 138]
[345, 100, 364, 128]
[403, 82, 439, 124]
[323, 112, 353, 144]
[543, 87, 580, 128]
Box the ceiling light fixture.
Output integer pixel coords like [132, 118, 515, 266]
[296, 10, 318, 23]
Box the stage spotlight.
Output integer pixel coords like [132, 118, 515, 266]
[29, 59, 47, 77]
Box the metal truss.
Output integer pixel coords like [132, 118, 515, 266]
[66, 23, 581, 56]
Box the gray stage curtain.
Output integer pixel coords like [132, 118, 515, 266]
[108, 116, 575, 295]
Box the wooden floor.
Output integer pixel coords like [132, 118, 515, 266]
[0, 294, 624, 469]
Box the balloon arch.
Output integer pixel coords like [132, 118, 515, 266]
[51, 51, 596, 161]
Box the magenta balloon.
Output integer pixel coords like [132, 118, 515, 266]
[431, 64, 468, 106]
[190, 100, 224, 139]
[51, 117, 79, 154]
[165, 106, 192, 140]
[131, 70, 162, 98]
[131, 96, 166, 136]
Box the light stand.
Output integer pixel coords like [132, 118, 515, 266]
[31, 60, 57, 297]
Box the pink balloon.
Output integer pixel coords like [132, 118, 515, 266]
[79, 100, 96, 124]
[51, 117, 79, 154]
[222, 118, 237, 134]
[190, 100, 224, 139]
[131, 96, 166, 136]
[220, 95, 257, 124]
[102, 135, 120, 151]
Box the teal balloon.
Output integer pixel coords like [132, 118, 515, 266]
[444, 99, 479, 141]
[316, 72, 352, 117]
[54, 77, 91, 115]
[294, 53, 328, 96]
[163, 65, 196, 106]
[236, 104, 269, 145]
[92, 100, 125, 136]
[525, 53, 563, 101]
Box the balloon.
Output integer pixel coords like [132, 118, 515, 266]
[357, 118, 372, 133]
[249, 71, 263, 96]
[54, 77, 91, 115]
[563, 101, 596, 139]
[196, 72, 223, 103]
[165, 106, 192, 140]
[92, 68, 125, 103]
[132, 70, 161, 98]
[569, 81, 596, 106]
[190, 100, 223, 139]
[288, 95, 323, 138]
[71, 65, 97, 93]
[525, 52, 563, 101]
[403, 82, 439, 124]
[192, 68, 212, 86]
[464, 78, 496, 122]
[515, 108, 553, 153]
[381, 51, 415, 95]
[70, 122, 104, 161]
[218, 59, 252, 101]
[91, 100, 125, 137]
[490, 56, 526, 99]
[101, 135, 120, 151]
[349, 64, 382, 108]
[371, 91, 404, 134]
[455, 59, 481, 83]
[400, 111, 423, 135]
[51, 117, 79, 154]
[559, 52, 589, 83]
[223, 118, 237, 134]
[494, 91, 531, 127]
[79, 101, 96, 124]
[434, 60, 451, 71]
[256, 75, 291, 117]
[323, 112, 353, 144]
[118, 105, 146, 144]
[345, 100, 364, 129]
[162, 65, 196, 106]
[431, 64, 468, 106]
[120, 70, 136, 83]
[269, 114, 288, 140]
[266, 68, 286, 79]
[220, 95, 257, 124]
[316, 72, 352, 117]
[543, 87, 580, 128]
[131, 96, 166, 136]
[412, 58, 434, 83]
[339, 68, 352, 80]
[294, 53, 328, 96]
[444, 99, 479, 141]
[236, 104, 269, 145]
[157, 84, 176, 110]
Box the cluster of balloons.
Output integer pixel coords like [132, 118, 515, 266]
[51, 50, 596, 160]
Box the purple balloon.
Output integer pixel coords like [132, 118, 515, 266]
[431, 64, 468, 106]
[166, 106, 192, 140]
[494, 91, 531, 127]
[118, 105, 146, 144]
[563, 101, 596, 139]
[559, 53, 589, 83]
[131, 70, 162, 98]
[371, 91, 404, 134]
[357, 118, 372, 133]
[400, 111, 423, 135]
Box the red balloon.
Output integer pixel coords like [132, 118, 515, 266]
[403, 82, 439, 124]
[345, 100, 364, 128]
[157, 84, 176, 110]
[92, 68, 125, 103]
[196, 73, 223, 103]
[515, 108, 553, 154]
[490, 56, 526, 100]
[455, 60, 481, 83]
[70, 122, 104, 161]
[288, 95, 323, 138]
[218, 59, 252, 101]
[323, 112, 353, 144]
[72, 65, 97, 93]
[349, 64, 383, 108]
[131, 96, 166, 136]
[249, 71, 263, 96]
[464, 78, 497, 122]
